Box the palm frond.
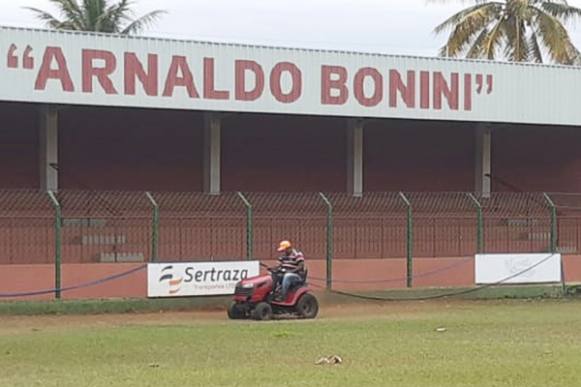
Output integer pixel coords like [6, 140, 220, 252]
[435, 2, 503, 57]
[438, 45, 449, 56]
[121, 10, 167, 35]
[539, 1, 581, 23]
[47, 0, 85, 30]
[530, 4, 578, 63]
[23, 7, 66, 29]
[432, 0, 581, 64]
[82, 0, 109, 31]
[528, 31, 544, 63]
[101, 0, 132, 33]
[25, 0, 165, 35]
[465, 28, 490, 58]
[482, 17, 507, 59]
[433, 2, 503, 34]
[502, 15, 529, 61]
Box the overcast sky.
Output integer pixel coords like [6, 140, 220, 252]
[2, 0, 581, 57]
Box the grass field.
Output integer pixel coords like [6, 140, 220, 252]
[1, 299, 580, 387]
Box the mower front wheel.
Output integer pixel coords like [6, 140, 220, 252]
[251, 302, 273, 321]
[296, 293, 319, 319]
[227, 301, 247, 320]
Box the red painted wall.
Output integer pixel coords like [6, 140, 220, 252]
[1, 256, 580, 300]
[59, 107, 204, 191]
[222, 114, 346, 192]
[0, 102, 38, 188]
[493, 125, 581, 192]
[4, 102, 581, 194]
[365, 119, 475, 191]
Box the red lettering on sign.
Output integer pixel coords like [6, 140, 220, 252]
[321, 65, 348, 105]
[464, 73, 472, 111]
[34, 47, 74, 92]
[124, 53, 158, 96]
[270, 62, 302, 103]
[235, 60, 264, 101]
[354, 67, 382, 107]
[27, 46, 495, 113]
[7, 44, 18, 68]
[433, 72, 459, 110]
[162, 56, 199, 98]
[389, 70, 415, 108]
[204, 57, 230, 100]
[420, 71, 430, 109]
[82, 49, 117, 94]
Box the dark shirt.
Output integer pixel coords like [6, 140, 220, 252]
[278, 249, 305, 276]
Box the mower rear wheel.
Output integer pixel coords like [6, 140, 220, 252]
[296, 293, 319, 319]
[227, 301, 246, 320]
[251, 302, 273, 321]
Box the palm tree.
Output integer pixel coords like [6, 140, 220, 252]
[26, 0, 166, 35]
[432, 0, 581, 64]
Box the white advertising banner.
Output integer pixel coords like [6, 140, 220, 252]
[2, 26, 581, 126]
[147, 261, 260, 297]
[475, 254, 562, 285]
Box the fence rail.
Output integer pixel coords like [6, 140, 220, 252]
[1, 190, 577, 296]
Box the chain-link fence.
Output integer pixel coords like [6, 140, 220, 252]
[0, 190, 567, 267]
[480, 193, 553, 254]
[329, 193, 407, 259]
[57, 191, 152, 264]
[547, 193, 581, 254]
[246, 193, 328, 261]
[0, 190, 54, 264]
[408, 193, 478, 258]
[155, 192, 247, 261]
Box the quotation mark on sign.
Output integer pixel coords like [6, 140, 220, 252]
[7, 44, 34, 70]
[475, 74, 493, 95]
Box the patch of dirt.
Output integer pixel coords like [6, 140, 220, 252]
[0, 299, 488, 335]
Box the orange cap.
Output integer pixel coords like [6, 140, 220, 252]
[277, 240, 292, 252]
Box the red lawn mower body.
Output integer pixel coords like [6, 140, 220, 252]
[228, 268, 319, 320]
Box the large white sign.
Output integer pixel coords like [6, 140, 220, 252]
[475, 254, 562, 285]
[147, 261, 259, 297]
[2, 26, 581, 126]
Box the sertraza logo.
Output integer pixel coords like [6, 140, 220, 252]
[159, 265, 183, 295]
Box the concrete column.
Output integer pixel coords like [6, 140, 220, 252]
[475, 124, 492, 197]
[39, 105, 58, 192]
[347, 119, 364, 197]
[203, 113, 221, 194]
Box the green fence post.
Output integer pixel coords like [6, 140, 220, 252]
[544, 193, 565, 294]
[237, 192, 253, 260]
[47, 191, 62, 299]
[145, 192, 159, 262]
[468, 193, 484, 254]
[399, 192, 413, 288]
[543, 193, 557, 253]
[319, 193, 333, 290]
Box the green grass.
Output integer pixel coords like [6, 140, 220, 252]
[0, 296, 231, 316]
[0, 284, 568, 316]
[1, 300, 581, 387]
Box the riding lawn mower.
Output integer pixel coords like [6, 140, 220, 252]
[227, 264, 319, 321]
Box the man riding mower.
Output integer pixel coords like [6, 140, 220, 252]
[228, 240, 319, 321]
